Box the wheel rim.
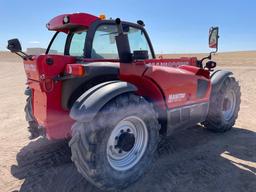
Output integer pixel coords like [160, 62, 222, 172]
[222, 89, 236, 121]
[107, 116, 149, 171]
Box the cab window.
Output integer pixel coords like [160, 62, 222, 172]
[69, 30, 87, 57]
[127, 27, 153, 59]
[91, 24, 152, 59]
[48, 32, 67, 55]
[47, 30, 87, 57]
[91, 25, 119, 59]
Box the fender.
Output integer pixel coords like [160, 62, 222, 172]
[211, 70, 233, 93]
[70, 81, 137, 122]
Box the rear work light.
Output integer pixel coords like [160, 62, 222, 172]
[63, 16, 70, 24]
[65, 64, 86, 77]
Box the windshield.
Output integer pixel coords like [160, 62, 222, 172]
[69, 31, 87, 56]
[92, 25, 119, 59]
[91, 24, 153, 59]
[47, 30, 87, 56]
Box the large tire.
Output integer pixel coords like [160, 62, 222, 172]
[25, 96, 39, 139]
[69, 93, 160, 191]
[202, 76, 241, 132]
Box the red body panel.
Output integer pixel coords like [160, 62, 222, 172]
[25, 55, 76, 139]
[26, 56, 211, 139]
[47, 13, 99, 32]
[24, 52, 211, 139]
[28, 78, 74, 139]
[24, 55, 75, 81]
[144, 65, 210, 108]
[120, 58, 211, 109]
[120, 63, 166, 109]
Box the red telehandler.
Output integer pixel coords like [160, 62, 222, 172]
[7, 13, 240, 191]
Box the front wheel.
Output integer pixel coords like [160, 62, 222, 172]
[25, 96, 39, 139]
[69, 93, 160, 191]
[202, 76, 241, 132]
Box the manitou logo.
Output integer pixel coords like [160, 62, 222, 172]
[24, 64, 36, 72]
[147, 61, 190, 67]
[168, 93, 187, 103]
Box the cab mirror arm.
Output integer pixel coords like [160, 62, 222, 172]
[13, 51, 32, 60]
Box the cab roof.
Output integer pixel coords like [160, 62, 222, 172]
[46, 13, 99, 33]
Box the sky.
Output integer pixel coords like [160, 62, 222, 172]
[0, 0, 256, 53]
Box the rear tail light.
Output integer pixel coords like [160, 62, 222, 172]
[65, 64, 85, 77]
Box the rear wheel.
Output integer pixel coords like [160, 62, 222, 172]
[69, 93, 160, 191]
[202, 76, 241, 132]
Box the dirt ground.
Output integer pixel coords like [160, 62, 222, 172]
[0, 51, 255, 192]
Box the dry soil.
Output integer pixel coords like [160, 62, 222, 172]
[0, 51, 255, 192]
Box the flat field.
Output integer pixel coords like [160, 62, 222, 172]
[0, 51, 255, 192]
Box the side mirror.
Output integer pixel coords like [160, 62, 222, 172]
[209, 27, 219, 50]
[7, 38, 22, 53]
[199, 27, 219, 67]
[7, 38, 32, 60]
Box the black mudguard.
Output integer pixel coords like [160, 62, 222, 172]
[70, 81, 137, 122]
[62, 62, 119, 110]
[211, 70, 233, 93]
